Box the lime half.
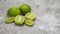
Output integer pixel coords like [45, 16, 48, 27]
[5, 17, 15, 23]
[25, 12, 36, 20]
[15, 15, 25, 25]
[25, 19, 34, 26]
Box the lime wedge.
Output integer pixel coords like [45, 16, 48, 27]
[25, 19, 34, 26]
[15, 15, 25, 25]
[25, 12, 36, 20]
[5, 17, 15, 23]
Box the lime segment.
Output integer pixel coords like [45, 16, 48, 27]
[15, 15, 25, 25]
[25, 12, 36, 20]
[5, 17, 15, 23]
[25, 19, 34, 26]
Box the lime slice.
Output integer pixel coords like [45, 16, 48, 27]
[5, 17, 15, 23]
[25, 12, 36, 20]
[20, 4, 31, 14]
[7, 6, 21, 17]
[15, 15, 25, 25]
[25, 19, 34, 26]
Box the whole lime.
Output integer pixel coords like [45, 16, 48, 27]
[20, 4, 31, 14]
[7, 6, 21, 17]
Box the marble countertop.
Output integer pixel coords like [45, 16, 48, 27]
[0, 0, 60, 34]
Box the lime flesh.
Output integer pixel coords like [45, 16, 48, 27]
[5, 17, 15, 23]
[7, 6, 20, 17]
[25, 12, 36, 20]
[15, 15, 25, 25]
[25, 19, 34, 26]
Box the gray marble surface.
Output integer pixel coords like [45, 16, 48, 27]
[0, 0, 60, 34]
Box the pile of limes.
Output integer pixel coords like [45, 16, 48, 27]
[5, 4, 36, 26]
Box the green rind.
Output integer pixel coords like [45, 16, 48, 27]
[20, 4, 31, 14]
[7, 6, 20, 17]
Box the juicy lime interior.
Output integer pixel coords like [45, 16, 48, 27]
[25, 19, 34, 26]
[15, 15, 25, 25]
[25, 12, 36, 20]
[5, 17, 15, 23]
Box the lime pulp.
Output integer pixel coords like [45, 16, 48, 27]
[25, 12, 36, 20]
[15, 15, 25, 25]
[5, 17, 15, 23]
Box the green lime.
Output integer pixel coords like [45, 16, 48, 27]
[25, 12, 36, 20]
[25, 19, 34, 26]
[20, 4, 31, 14]
[7, 6, 21, 17]
[15, 15, 25, 25]
[5, 17, 15, 23]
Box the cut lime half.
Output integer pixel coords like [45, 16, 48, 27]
[25, 12, 36, 20]
[15, 15, 25, 25]
[5, 17, 15, 24]
[25, 19, 34, 26]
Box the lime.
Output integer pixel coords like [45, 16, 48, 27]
[15, 15, 25, 25]
[5, 17, 15, 23]
[25, 19, 34, 26]
[20, 4, 31, 14]
[7, 6, 20, 17]
[25, 12, 36, 20]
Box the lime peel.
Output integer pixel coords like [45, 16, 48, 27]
[20, 4, 31, 14]
[7, 6, 21, 17]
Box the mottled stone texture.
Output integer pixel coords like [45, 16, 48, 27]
[0, 0, 60, 34]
